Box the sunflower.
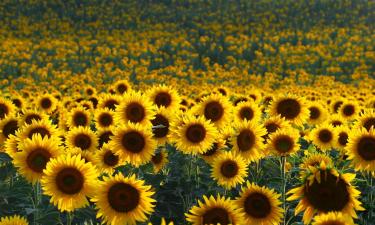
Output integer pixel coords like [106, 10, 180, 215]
[41, 154, 98, 212]
[13, 134, 63, 184]
[97, 128, 114, 148]
[235, 181, 283, 225]
[10, 95, 25, 111]
[194, 94, 232, 129]
[17, 118, 60, 140]
[231, 120, 267, 162]
[93, 143, 121, 175]
[185, 195, 243, 225]
[110, 122, 156, 167]
[266, 128, 300, 156]
[151, 107, 173, 145]
[308, 123, 336, 151]
[151, 147, 169, 174]
[0, 97, 16, 120]
[147, 85, 181, 110]
[4, 134, 20, 158]
[311, 211, 355, 225]
[114, 91, 155, 126]
[37, 94, 57, 114]
[0, 215, 28, 225]
[299, 153, 333, 171]
[169, 114, 218, 155]
[147, 218, 174, 225]
[287, 164, 364, 224]
[338, 101, 360, 121]
[355, 109, 375, 131]
[335, 125, 351, 150]
[262, 115, 290, 143]
[68, 147, 95, 164]
[65, 126, 98, 152]
[268, 94, 309, 126]
[216, 86, 230, 96]
[112, 79, 132, 95]
[18, 108, 49, 126]
[97, 93, 122, 111]
[84, 86, 96, 97]
[327, 114, 346, 127]
[307, 101, 328, 125]
[210, 151, 248, 189]
[66, 106, 91, 128]
[346, 128, 375, 172]
[94, 108, 115, 130]
[0, 116, 19, 144]
[200, 139, 226, 163]
[330, 98, 345, 113]
[92, 173, 156, 225]
[233, 101, 262, 124]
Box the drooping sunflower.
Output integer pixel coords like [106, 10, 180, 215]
[338, 101, 360, 121]
[17, 118, 60, 140]
[210, 151, 248, 189]
[65, 126, 98, 152]
[0, 116, 19, 144]
[345, 128, 375, 172]
[311, 211, 355, 225]
[92, 173, 156, 225]
[268, 95, 309, 126]
[37, 94, 57, 114]
[151, 147, 169, 174]
[93, 143, 121, 175]
[151, 107, 173, 145]
[186, 195, 243, 225]
[266, 127, 300, 156]
[194, 94, 232, 130]
[41, 154, 98, 212]
[0, 215, 28, 225]
[114, 91, 155, 126]
[235, 181, 283, 225]
[233, 101, 262, 124]
[287, 164, 364, 224]
[355, 109, 375, 131]
[169, 114, 218, 155]
[307, 101, 328, 125]
[13, 134, 63, 184]
[231, 120, 267, 162]
[94, 108, 115, 130]
[147, 85, 181, 110]
[262, 115, 290, 143]
[97, 93, 122, 111]
[0, 97, 16, 120]
[66, 106, 91, 128]
[112, 79, 132, 95]
[110, 122, 156, 167]
[18, 108, 49, 126]
[307, 123, 336, 151]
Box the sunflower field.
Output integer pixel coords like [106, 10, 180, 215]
[0, 0, 374, 224]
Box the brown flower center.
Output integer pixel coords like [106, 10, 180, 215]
[357, 136, 375, 161]
[74, 133, 92, 150]
[204, 101, 224, 122]
[151, 152, 163, 165]
[121, 131, 145, 153]
[151, 114, 169, 138]
[186, 124, 206, 143]
[364, 118, 375, 131]
[89, 97, 98, 108]
[240, 107, 254, 121]
[56, 167, 84, 195]
[333, 101, 343, 113]
[28, 127, 51, 139]
[2, 120, 18, 138]
[331, 120, 343, 127]
[338, 132, 348, 146]
[237, 129, 255, 152]
[202, 143, 218, 156]
[0, 103, 9, 119]
[309, 106, 320, 120]
[244, 192, 271, 218]
[305, 171, 349, 212]
[99, 113, 113, 127]
[117, 84, 127, 94]
[274, 135, 294, 153]
[108, 183, 140, 212]
[103, 151, 119, 166]
[99, 131, 113, 148]
[318, 129, 332, 143]
[220, 160, 238, 178]
[276, 98, 301, 120]
[154, 92, 172, 107]
[12, 99, 22, 108]
[125, 102, 145, 123]
[41, 98, 52, 109]
[342, 105, 355, 116]
[73, 112, 88, 127]
[25, 114, 42, 125]
[104, 99, 119, 110]
[202, 207, 230, 225]
[26, 148, 51, 173]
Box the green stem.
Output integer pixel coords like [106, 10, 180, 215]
[33, 182, 41, 225]
[369, 172, 373, 221]
[67, 212, 74, 225]
[280, 156, 287, 225]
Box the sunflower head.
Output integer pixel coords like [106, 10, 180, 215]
[151, 147, 169, 174]
[308, 123, 336, 151]
[266, 127, 300, 156]
[268, 95, 309, 126]
[0, 215, 28, 225]
[93, 143, 121, 175]
[147, 85, 181, 110]
[0, 97, 16, 120]
[311, 211, 355, 225]
[94, 108, 115, 130]
[234, 101, 262, 123]
[67, 106, 91, 128]
[0, 116, 20, 144]
[66, 126, 98, 152]
[195, 94, 232, 129]
[151, 107, 173, 145]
